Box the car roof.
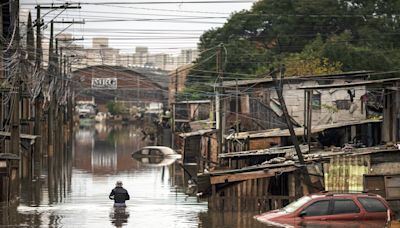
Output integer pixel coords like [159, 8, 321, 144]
[309, 192, 380, 198]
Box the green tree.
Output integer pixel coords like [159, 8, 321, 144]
[106, 101, 128, 115]
[186, 0, 400, 96]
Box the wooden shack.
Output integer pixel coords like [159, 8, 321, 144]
[225, 119, 382, 153]
[0, 153, 19, 205]
[172, 100, 214, 133]
[178, 129, 218, 172]
[220, 71, 371, 132]
[323, 148, 400, 214]
[201, 161, 324, 212]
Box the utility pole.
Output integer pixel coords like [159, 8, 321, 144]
[10, 0, 20, 157]
[35, 5, 42, 66]
[171, 68, 179, 149]
[0, 3, 4, 154]
[33, 4, 43, 181]
[48, 20, 55, 162]
[236, 78, 239, 136]
[34, 2, 81, 157]
[216, 44, 224, 155]
[271, 65, 315, 194]
[306, 90, 313, 154]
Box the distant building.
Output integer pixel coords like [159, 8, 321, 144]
[168, 64, 193, 105]
[92, 37, 109, 49]
[45, 36, 200, 71]
[72, 65, 169, 109]
[178, 49, 199, 65]
[133, 46, 149, 66]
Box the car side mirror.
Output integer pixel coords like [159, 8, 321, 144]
[299, 211, 307, 217]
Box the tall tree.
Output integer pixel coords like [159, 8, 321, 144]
[184, 0, 400, 100]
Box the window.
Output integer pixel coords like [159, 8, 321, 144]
[386, 176, 400, 200]
[335, 100, 351, 110]
[332, 199, 360, 214]
[283, 196, 312, 213]
[358, 198, 387, 212]
[312, 93, 321, 110]
[229, 97, 241, 113]
[302, 200, 330, 216]
[149, 149, 162, 156]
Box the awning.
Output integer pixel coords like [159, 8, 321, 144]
[0, 131, 40, 146]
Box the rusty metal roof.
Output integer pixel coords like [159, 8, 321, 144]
[219, 70, 372, 88]
[226, 119, 382, 140]
[299, 76, 400, 90]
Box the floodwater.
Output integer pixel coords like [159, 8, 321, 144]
[0, 124, 269, 228]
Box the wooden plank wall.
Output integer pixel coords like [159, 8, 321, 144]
[226, 136, 281, 153]
[209, 175, 297, 212]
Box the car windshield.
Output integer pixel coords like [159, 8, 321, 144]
[282, 196, 313, 213]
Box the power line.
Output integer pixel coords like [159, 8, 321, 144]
[22, 1, 257, 6]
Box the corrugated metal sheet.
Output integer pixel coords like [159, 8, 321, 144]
[324, 155, 370, 192]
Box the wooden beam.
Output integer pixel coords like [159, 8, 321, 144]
[210, 166, 297, 184]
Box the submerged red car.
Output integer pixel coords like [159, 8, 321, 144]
[254, 192, 394, 228]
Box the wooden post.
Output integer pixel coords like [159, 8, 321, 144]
[236, 78, 239, 134]
[271, 65, 316, 194]
[10, 89, 20, 156]
[35, 5, 42, 67]
[303, 90, 307, 143]
[48, 21, 55, 187]
[10, 0, 20, 158]
[307, 90, 312, 153]
[216, 44, 225, 156]
[33, 5, 43, 180]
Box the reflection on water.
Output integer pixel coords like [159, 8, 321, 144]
[0, 123, 379, 228]
[110, 207, 130, 228]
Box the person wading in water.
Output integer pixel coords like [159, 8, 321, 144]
[109, 181, 130, 207]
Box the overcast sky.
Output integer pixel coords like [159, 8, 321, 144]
[21, 0, 256, 55]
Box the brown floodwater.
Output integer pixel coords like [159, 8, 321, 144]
[0, 124, 389, 228]
[0, 124, 272, 228]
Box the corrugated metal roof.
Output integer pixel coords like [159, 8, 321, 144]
[227, 119, 382, 140]
[179, 129, 215, 138]
[73, 65, 169, 89]
[299, 77, 400, 90]
[173, 100, 211, 104]
[219, 145, 309, 158]
[219, 70, 372, 88]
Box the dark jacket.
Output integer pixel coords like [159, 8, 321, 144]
[109, 187, 130, 203]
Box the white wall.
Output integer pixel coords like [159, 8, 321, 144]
[269, 79, 367, 125]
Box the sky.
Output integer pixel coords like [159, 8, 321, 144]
[21, 0, 257, 55]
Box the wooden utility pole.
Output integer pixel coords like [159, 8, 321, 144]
[0, 4, 4, 154]
[10, 0, 20, 156]
[306, 90, 313, 153]
[271, 65, 315, 194]
[171, 68, 179, 149]
[27, 12, 35, 62]
[235, 78, 239, 135]
[48, 20, 55, 162]
[34, 4, 81, 177]
[33, 5, 43, 180]
[216, 44, 224, 155]
[35, 5, 42, 66]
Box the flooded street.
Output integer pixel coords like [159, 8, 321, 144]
[0, 124, 268, 228]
